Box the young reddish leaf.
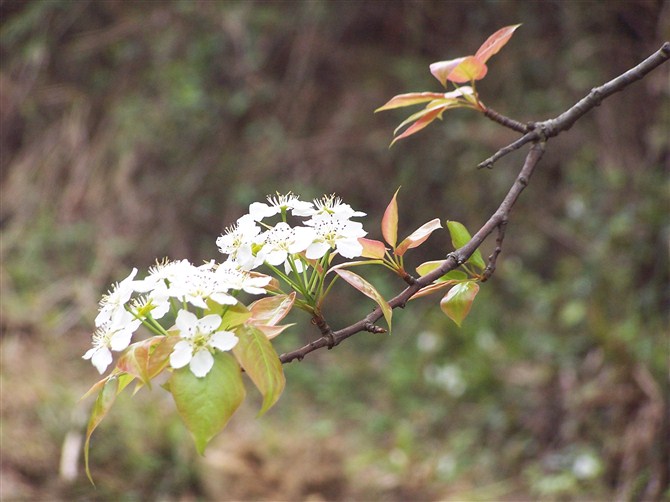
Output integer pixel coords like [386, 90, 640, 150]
[440, 281, 480, 327]
[254, 323, 295, 340]
[116, 336, 176, 385]
[390, 107, 444, 146]
[375, 92, 452, 111]
[430, 57, 467, 87]
[446, 56, 488, 83]
[168, 352, 245, 455]
[474, 24, 521, 64]
[334, 269, 392, 330]
[382, 188, 400, 248]
[446, 220, 486, 270]
[395, 218, 442, 256]
[409, 280, 459, 300]
[233, 325, 285, 416]
[392, 99, 457, 135]
[84, 376, 119, 484]
[358, 238, 387, 259]
[248, 292, 295, 327]
[416, 261, 469, 281]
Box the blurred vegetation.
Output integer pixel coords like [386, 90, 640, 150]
[1, 1, 668, 500]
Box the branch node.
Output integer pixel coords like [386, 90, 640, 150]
[364, 322, 387, 334]
[446, 251, 463, 265]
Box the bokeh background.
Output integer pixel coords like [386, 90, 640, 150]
[1, 1, 668, 500]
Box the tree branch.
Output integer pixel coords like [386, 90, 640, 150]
[478, 41, 670, 169]
[279, 42, 670, 365]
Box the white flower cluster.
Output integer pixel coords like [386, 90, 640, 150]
[84, 260, 270, 376]
[216, 193, 367, 270]
[84, 193, 367, 378]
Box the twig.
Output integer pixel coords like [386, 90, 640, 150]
[279, 42, 670, 364]
[478, 41, 670, 169]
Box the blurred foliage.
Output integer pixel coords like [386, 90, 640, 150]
[1, 0, 668, 500]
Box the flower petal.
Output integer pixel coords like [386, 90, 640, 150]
[210, 331, 239, 352]
[170, 340, 193, 369]
[189, 349, 214, 378]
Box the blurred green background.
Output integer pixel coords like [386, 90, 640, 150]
[1, 1, 668, 500]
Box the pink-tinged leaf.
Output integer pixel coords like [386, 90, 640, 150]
[248, 292, 295, 327]
[430, 57, 467, 87]
[390, 107, 444, 146]
[254, 323, 295, 340]
[168, 352, 245, 455]
[392, 99, 459, 135]
[440, 281, 480, 327]
[116, 336, 176, 386]
[395, 218, 442, 256]
[447, 56, 488, 83]
[220, 302, 252, 330]
[410, 280, 461, 300]
[375, 92, 453, 112]
[416, 260, 445, 277]
[233, 325, 285, 416]
[334, 269, 392, 330]
[382, 188, 400, 248]
[474, 24, 521, 64]
[358, 238, 387, 259]
[84, 376, 119, 484]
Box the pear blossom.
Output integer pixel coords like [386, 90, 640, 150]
[83, 310, 142, 374]
[249, 193, 313, 221]
[95, 268, 139, 327]
[304, 213, 367, 259]
[293, 194, 366, 220]
[167, 262, 237, 309]
[169, 309, 238, 378]
[256, 222, 316, 267]
[214, 261, 271, 294]
[216, 214, 262, 269]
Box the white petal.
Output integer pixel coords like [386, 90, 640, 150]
[198, 314, 223, 334]
[91, 348, 113, 374]
[265, 249, 288, 266]
[189, 349, 214, 378]
[186, 295, 209, 310]
[210, 331, 238, 351]
[289, 226, 317, 253]
[170, 341, 192, 369]
[175, 309, 198, 337]
[210, 292, 238, 305]
[336, 238, 364, 258]
[249, 202, 277, 221]
[109, 329, 133, 351]
[305, 242, 330, 260]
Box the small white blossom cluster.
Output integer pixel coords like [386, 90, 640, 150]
[84, 193, 367, 378]
[216, 193, 367, 270]
[84, 260, 270, 377]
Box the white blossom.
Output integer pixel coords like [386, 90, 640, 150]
[249, 193, 314, 221]
[216, 214, 262, 269]
[256, 222, 316, 267]
[304, 214, 366, 259]
[83, 310, 141, 374]
[169, 310, 238, 378]
[294, 194, 366, 220]
[95, 268, 139, 327]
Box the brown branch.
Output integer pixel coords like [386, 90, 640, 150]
[478, 41, 670, 169]
[279, 42, 670, 365]
[482, 106, 530, 133]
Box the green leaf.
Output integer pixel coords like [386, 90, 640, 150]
[219, 302, 252, 330]
[381, 188, 400, 248]
[375, 92, 451, 111]
[84, 376, 119, 484]
[446, 220, 486, 270]
[474, 24, 521, 64]
[233, 325, 285, 416]
[334, 269, 392, 330]
[395, 218, 442, 256]
[168, 352, 245, 455]
[358, 237, 387, 259]
[440, 281, 480, 327]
